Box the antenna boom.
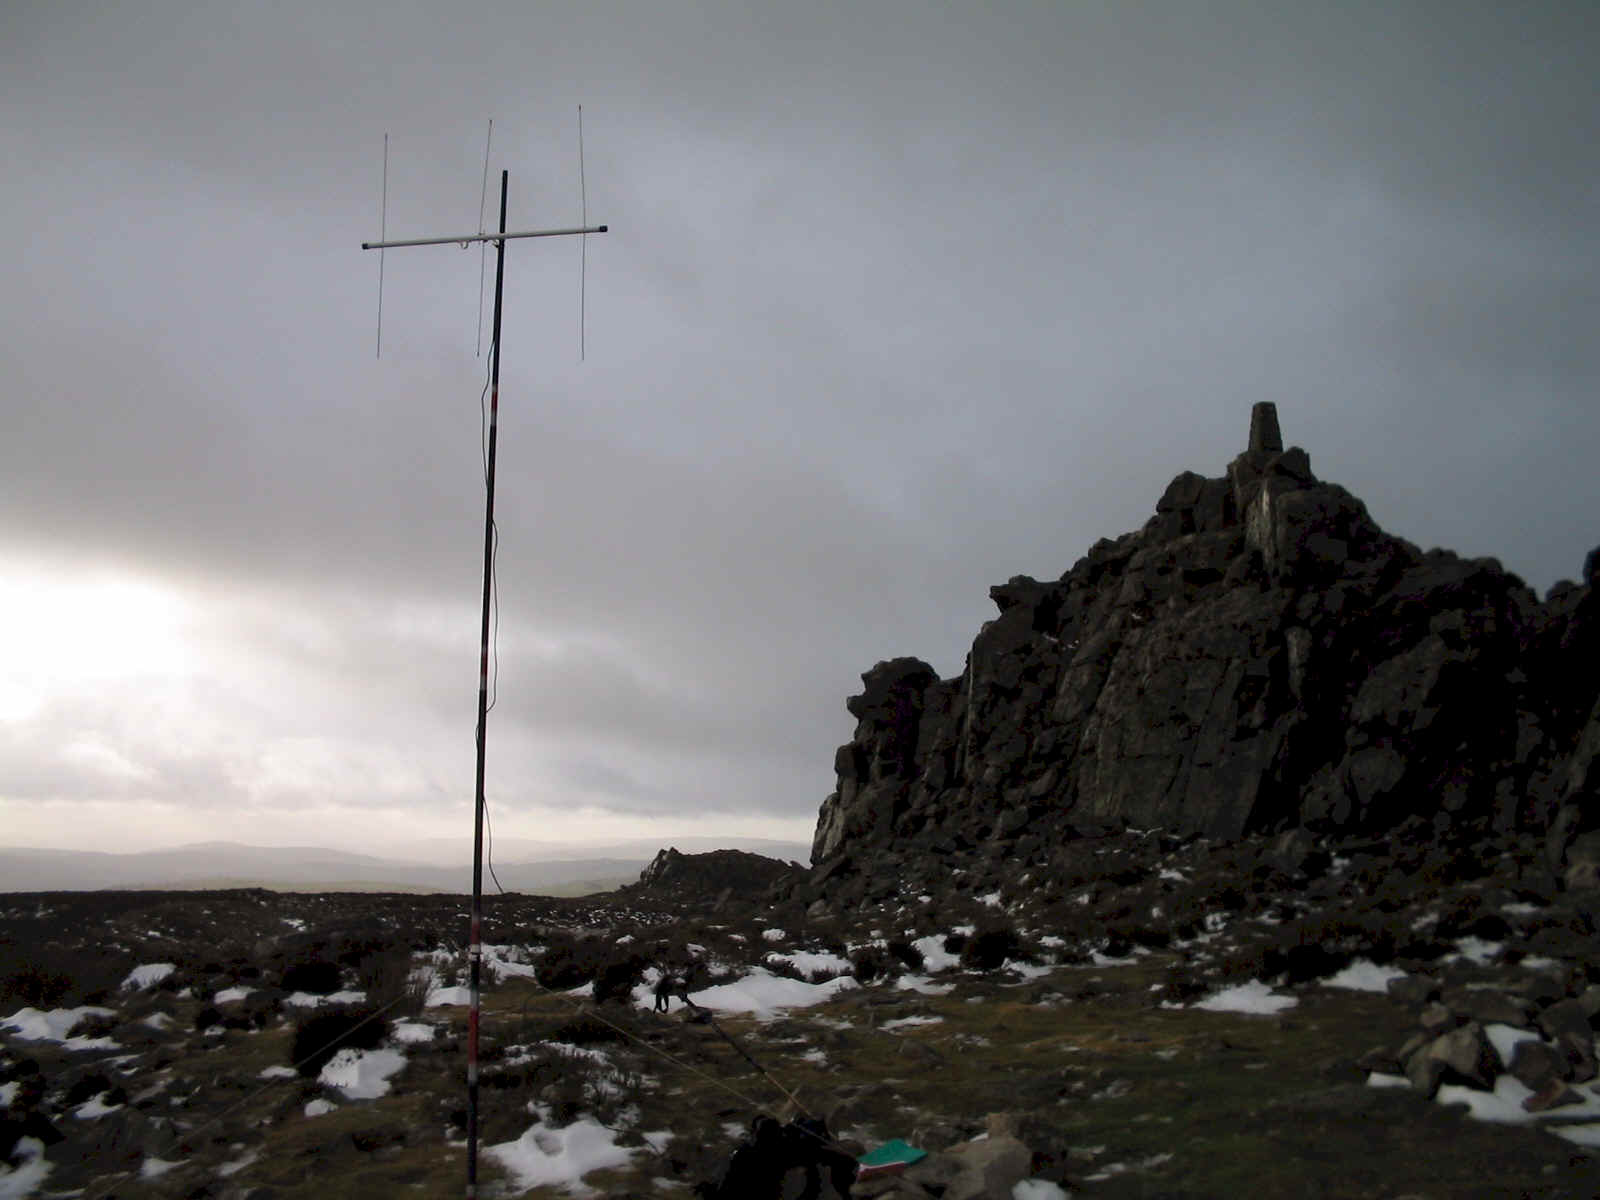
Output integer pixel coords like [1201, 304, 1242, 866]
[362, 224, 607, 251]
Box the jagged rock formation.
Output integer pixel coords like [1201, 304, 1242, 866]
[627, 847, 799, 901]
[813, 405, 1599, 887]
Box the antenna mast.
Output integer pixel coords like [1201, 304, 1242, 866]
[362, 170, 608, 1200]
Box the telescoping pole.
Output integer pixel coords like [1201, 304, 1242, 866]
[465, 170, 508, 1199]
[360, 165, 606, 1200]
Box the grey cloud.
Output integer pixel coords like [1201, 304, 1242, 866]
[2, 0, 1596, 849]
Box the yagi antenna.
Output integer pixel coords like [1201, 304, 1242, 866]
[360, 145, 608, 1200]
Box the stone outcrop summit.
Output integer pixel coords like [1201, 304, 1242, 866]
[813, 405, 1599, 888]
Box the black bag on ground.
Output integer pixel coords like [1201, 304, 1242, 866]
[696, 1113, 857, 1199]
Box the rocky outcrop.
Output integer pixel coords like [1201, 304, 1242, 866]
[814, 404, 1599, 880]
[628, 848, 799, 901]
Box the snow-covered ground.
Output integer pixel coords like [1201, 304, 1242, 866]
[487, 1111, 663, 1197]
[4, 878, 1596, 1196]
[1320, 960, 1409, 993]
[631, 966, 858, 1020]
[121, 963, 175, 990]
[319, 1047, 407, 1100]
[764, 948, 851, 980]
[1190, 980, 1297, 1015]
[1, 1005, 115, 1042]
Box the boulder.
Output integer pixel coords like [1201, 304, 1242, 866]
[1508, 1039, 1571, 1091]
[629, 848, 798, 900]
[1442, 988, 1534, 1029]
[1423, 1023, 1500, 1091]
[1522, 1078, 1586, 1113]
[943, 1114, 1033, 1200]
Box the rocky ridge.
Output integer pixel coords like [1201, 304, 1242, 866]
[811, 404, 1600, 898]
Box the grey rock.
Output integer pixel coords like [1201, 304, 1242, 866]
[1513, 974, 1568, 1009]
[1537, 998, 1592, 1044]
[1424, 1023, 1500, 1090]
[1404, 1049, 1446, 1099]
[1521, 1078, 1586, 1113]
[1578, 985, 1600, 1023]
[901, 1150, 963, 1191]
[1508, 1039, 1571, 1090]
[1354, 1045, 1402, 1075]
[1444, 988, 1534, 1029]
[1419, 1003, 1458, 1036]
[944, 1114, 1033, 1200]
[1564, 830, 1600, 892]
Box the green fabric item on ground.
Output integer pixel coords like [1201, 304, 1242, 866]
[858, 1138, 926, 1169]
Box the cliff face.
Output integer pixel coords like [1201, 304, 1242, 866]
[813, 405, 1600, 886]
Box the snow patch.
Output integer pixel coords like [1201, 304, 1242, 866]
[487, 1115, 637, 1196]
[1437, 1075, 1600, 1125]
[73, 1093, 122, 1119]
[881, 1015, 943, 1031]
[894, 975, 955, 996]
[686, 967, 858, 1019]
[1, 1005, 115, 1042]
[319, 1047, 406, 1100]
[0, 1137, 51, 1198]
[1552, 1124, 1600, 1148]
[122, 963, 175, 991]
[1192, 980, 1297, 1015]
[1322, 960, 1409, 993]
[219, 1150, 258, 1178]
[910, 935, 961, 973]
[765, 950, 850, 980]
[1483, 1023, 1542, 1070]
[1449, 937, 1503, 965]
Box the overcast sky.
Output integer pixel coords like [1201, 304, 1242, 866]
[2, 1, 1595, 861]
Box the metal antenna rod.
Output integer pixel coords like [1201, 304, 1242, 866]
[361, 170, 608, 1200]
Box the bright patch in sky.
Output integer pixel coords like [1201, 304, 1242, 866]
[0, 567, 191, 722]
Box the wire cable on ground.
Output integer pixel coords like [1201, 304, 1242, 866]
[509, 965, 866, 1154]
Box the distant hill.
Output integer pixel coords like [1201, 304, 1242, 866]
[0, 842, 675, 894]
